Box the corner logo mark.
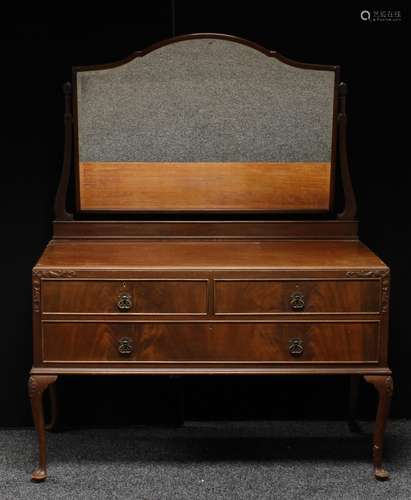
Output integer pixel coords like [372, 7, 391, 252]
[361, 10, 371, 21]
[361, 10, 402, 22]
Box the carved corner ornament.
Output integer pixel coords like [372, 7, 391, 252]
[346, 269, 390, 313]
[28, 375, 39, 399]
[385, 375, 394, 397]
[32, 269, 76, 313]
[28, 375, 57, 399]
[364, 374, 393, 398]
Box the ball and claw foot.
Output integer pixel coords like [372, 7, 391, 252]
[31, 467, 47, 482]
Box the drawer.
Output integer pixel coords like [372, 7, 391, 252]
[41, 280, 208, 315]
[42, 321, 379, 363]
[214, 280, 380, 314]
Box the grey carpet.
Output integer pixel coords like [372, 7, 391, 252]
[0, 420, 410, 500]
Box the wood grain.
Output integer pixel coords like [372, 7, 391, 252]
[42, 280, 208, 314]
[35, 240, 386, 270]
[52, 220, 359, 240]
[42, 322, 379, 363]
[215, 280, 380, 314]
[79, 162, 331, 212]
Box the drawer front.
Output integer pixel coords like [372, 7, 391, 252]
[42, 280, 208, 314]
[215, 280, 380, 314]
[42, 322, 379, 363]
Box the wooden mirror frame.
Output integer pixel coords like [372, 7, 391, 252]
[54, 33, 356, 237]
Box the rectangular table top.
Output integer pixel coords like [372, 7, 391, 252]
[35, 239, 387, 271]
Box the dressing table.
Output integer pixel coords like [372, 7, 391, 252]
[29, 33, 392, 482]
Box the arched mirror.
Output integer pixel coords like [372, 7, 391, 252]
[74, 35, 339, 212]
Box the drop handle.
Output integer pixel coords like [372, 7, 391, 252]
[117, 292, 133, 312]
[289, 338, 304, 357]
[289, 291, 305, 311]
[118, 337, 133, 355]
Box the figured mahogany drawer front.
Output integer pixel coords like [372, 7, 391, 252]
[42, 322, 379, 363]
[214, 280, 380, 314]
[41, 280, 208, 314]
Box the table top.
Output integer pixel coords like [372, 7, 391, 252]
[35, 239, 387, 270]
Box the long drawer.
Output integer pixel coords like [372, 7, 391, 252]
[214, 280, 380, 314]
[41, 280, 208, 315]
[42, 322, 379, 363]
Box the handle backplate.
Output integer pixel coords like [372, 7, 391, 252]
[289, 290, 305, 311]
[118, 336, 133, 355]
[117, 292, 132, 312]
[289, 337, 304, 357]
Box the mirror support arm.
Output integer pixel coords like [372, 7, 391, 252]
[337, 82, 357, 220]
[52, 78, 354, 221]
[54, 82, 73, 221]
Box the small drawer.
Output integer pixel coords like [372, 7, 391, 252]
[42, 321, 379, 363]
[214, 280, 380, 314]
[41, 280, 208, 315]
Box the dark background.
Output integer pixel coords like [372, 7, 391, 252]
[1, 6, 409, 427]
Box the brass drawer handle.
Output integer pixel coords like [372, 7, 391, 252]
[117, 293, 132, 312]
[118, 337, 133, 355]
[289, 291, 305, 311]
[289, 338, 304, 357]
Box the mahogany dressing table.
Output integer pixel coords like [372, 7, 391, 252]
[29, 34, 392, 482]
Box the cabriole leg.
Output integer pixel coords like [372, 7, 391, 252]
[45, 381, 58, 432]
[364, 375, 393, 481]
[28, 374, 58, 481]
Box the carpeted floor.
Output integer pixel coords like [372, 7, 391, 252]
[0, 420, 410, 499]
